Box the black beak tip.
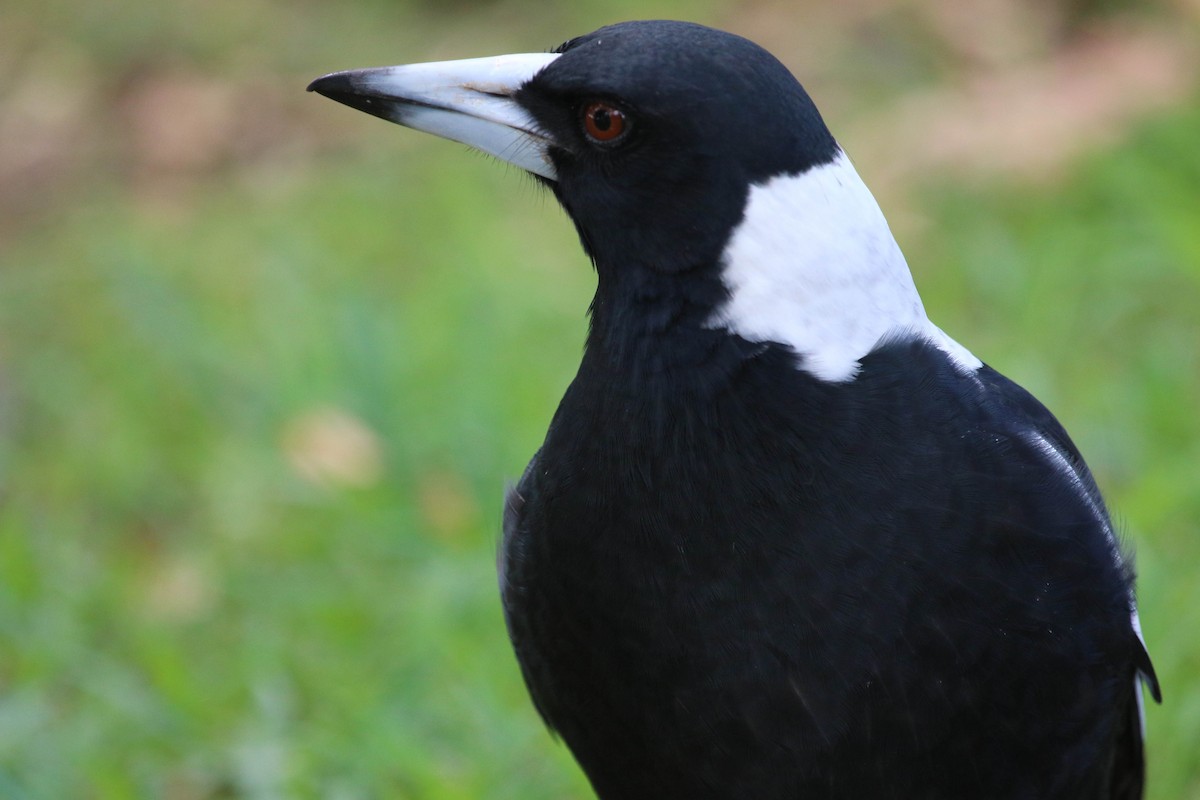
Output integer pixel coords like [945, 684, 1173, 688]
[306, 71, 393, 121]
[307, 72, 353, 97]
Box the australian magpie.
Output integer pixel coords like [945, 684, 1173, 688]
[309, 20, 1160, 799]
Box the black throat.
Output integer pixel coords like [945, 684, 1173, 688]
[583, 254, 761, 388]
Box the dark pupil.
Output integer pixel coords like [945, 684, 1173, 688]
[592, 108, 612, 131]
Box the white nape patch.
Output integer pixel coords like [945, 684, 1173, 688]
[709, 150, 982, 382]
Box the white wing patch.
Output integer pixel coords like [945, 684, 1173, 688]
[709, 150, 982, 382]
[1132, 608, 1150, 735]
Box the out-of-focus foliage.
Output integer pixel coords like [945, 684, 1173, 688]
[1, 0, 1197, 797]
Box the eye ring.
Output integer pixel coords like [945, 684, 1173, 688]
[581, 101, 630, 145]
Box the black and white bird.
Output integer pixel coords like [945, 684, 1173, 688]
[309, 20, 1160, 799]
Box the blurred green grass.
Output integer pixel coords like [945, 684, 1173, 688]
[2, 1, 1199, 797]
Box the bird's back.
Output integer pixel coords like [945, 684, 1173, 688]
[502, 338, 1148, 799]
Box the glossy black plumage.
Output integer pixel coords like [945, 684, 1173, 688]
[310, 19, 1158, 799]
[503, 340, 1151, 799]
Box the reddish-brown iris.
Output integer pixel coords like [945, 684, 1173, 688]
[581, 101, 629, 144]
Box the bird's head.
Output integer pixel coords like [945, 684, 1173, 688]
[310, 20, 978, 381]
[310, 21, 833, 271]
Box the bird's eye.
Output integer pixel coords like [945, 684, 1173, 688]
[581, 101, 630, 145]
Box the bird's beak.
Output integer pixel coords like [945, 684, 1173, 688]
[308, 53, 561, 181]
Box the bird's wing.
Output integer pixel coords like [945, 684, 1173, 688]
[978, 365, 1160, 799]
[980, 369, 1159, 674]
[498, 449, 561, 733]
[1107, 662, 1153, 800]
[498, 452, 538, 601]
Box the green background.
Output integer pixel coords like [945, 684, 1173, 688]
[2, 0, 1197, 797]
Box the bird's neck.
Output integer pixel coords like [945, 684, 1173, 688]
[584, 260, 752, 389]
[583, 150, 980, 387]
[706, 150, 936, 382]
[709, 150, 986, 381]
